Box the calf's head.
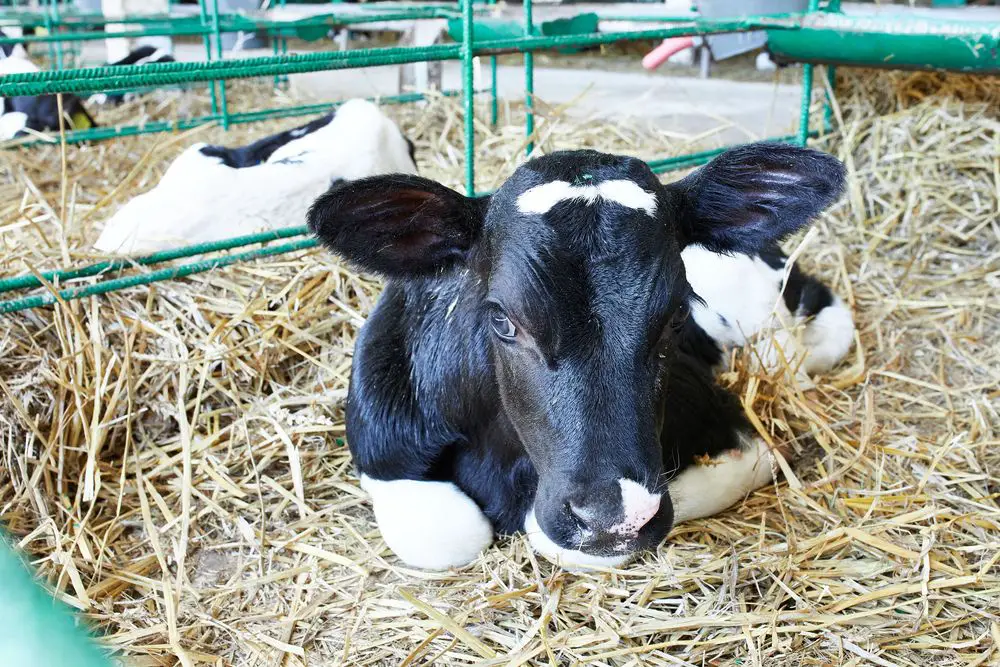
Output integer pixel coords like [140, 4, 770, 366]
[309, 144, 845, 558]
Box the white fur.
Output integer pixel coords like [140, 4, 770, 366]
[609, 478, 660, 536]
[681, 244, 854, 375]
[93, 99, 418, 254]
[669, 436, 776, 524]
[360, 475, 494, 570]
[516, 179, 657, 216]
[800, 295, 855, 373]
[524, 508, 631, 570]
[0, 56, 39, 140]
[0, 112, 27, 140]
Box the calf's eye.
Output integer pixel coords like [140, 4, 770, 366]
[490, 312, 517, 341]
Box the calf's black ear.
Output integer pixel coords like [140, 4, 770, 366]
[665, 143, 846, 254]
[308, 174, 484, 278]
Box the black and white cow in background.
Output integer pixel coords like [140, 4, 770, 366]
[88, 44, 177, 107]
[94, 99, 418, 254]
[0, 28, 96, 140]
[308, 143, 853, 570]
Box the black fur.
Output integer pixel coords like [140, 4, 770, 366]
[2, 93, 95, 135]
[200, 114, 335, 168]
[667, 143, 846, 254]
[310, 143, 846, 558]
[97, 46, 176, 106]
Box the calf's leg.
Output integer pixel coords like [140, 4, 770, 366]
[360, 475, 494, 570]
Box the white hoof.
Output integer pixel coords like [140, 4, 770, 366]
[523, 509, 632, 571]
[360, 475, 494, 570]
[801, 295, 855, 374]
[669, 436, 778, 524]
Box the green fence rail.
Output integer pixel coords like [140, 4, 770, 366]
[2, 1, 997, 317]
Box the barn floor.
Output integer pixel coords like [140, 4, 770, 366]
[1, 69, 999, 666]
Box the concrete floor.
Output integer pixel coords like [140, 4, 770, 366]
[287, 62, 802, 143]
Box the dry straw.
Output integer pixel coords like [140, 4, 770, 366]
[1, 69, 999, 666]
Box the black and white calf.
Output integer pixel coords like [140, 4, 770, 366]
[0, 31, 96, 140]
[308, 143, 853, 570]
[88, 45, 177, 107]
[94, 99, 418, 254]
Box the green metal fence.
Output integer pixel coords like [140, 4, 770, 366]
[0, 0, 997, 317]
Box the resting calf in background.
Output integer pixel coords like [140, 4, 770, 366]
[309, 144, 853, 570]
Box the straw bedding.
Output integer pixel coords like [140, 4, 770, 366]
[1, 69, 998, 666]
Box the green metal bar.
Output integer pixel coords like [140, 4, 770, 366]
[798, 62, 813, 146]
[766, 12, 1000, 74]
[462, 0, 475, 196]
[0, 226, 310, 295]
[488, 0, 498, 127]
[0, 25, 211, 44]
[0, 6, 465, 29]
[4, 89, 470, 147]
[524, 0, 534, 156]
[211, 0, 230, 130]
[0, 19, 802, 97]
[198, 0, 219, 119]
[797, 0, 820, 146]
[0, 237, 319, 315]
[822, 65, 836, 133]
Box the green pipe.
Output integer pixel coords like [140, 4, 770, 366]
[0, 226, 309, 294]
[488, 0, 498, 127]
[0, 533, 111, 667]
[767, 13, 1000, 74]
[524, 0, 534, 156]
[198, 0, 220, 120]
[4, 89, 470, 147]
[462, 0, 475, 196]
[0, 19, 801, 97]
[798, 61, 813, 146]
[211, 0, 230, 130]
[0, 6, 464, 28]
[0, 237, 318, 314]
[822, 64, 836, 133]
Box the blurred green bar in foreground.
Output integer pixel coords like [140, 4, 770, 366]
[0, 531, 111, 667]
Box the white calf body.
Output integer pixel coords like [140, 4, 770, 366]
[93, 99, 417, 254]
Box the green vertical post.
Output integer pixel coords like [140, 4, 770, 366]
[211, 0, 230, 129]
[278, 0, 289, 88]
[821, 0, 840, 134]
[524, 0, 535, 155]
[797, 0, 819, 146]
[798, 62, 813, 146]
[198, 0, 220, 117]
[488, 0, 498, 127]
[44, 0, 61, 70]
[462, 0, 475, 196]
[822, 65, 835, 133]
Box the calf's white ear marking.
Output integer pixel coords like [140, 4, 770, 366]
[669, 436, 778, 524]
[360, 475, 494, 570]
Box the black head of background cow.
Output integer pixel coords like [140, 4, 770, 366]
[309, 143, 846, 557]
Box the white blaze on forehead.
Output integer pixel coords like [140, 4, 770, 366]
[609, 478, 661, 536]
[516, 179, 658, 216]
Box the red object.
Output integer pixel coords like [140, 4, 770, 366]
[641, 36, 695, 71]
